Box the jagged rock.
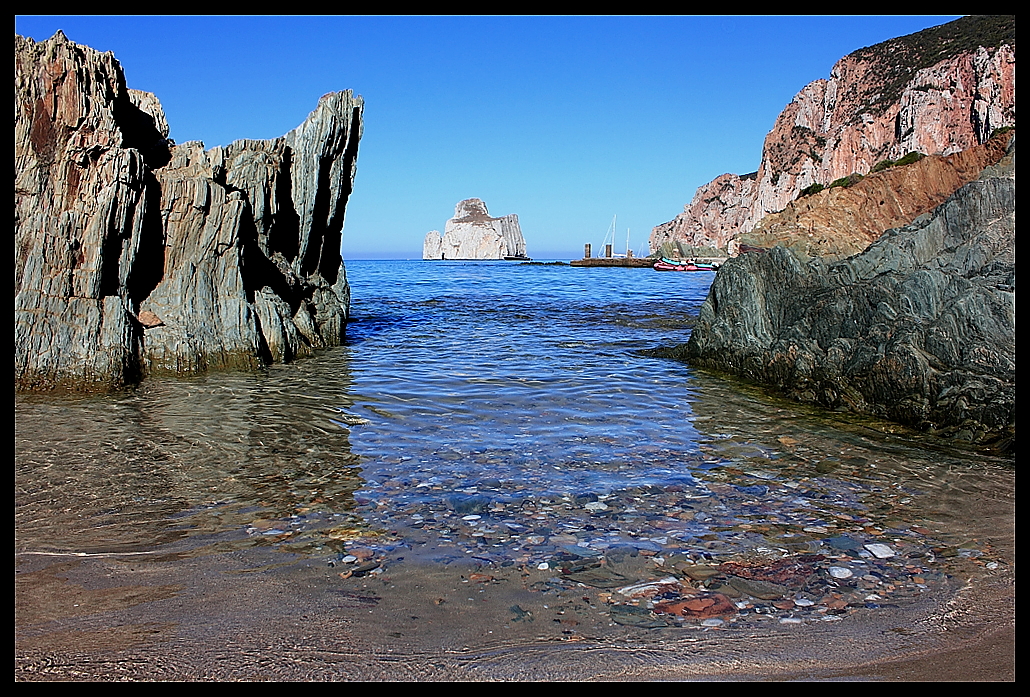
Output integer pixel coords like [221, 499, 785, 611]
[651, 16, 1015, 256]
[14, 31, 362, 390]
[423, 198, 527, 259]
[673, 137, 1015, 446]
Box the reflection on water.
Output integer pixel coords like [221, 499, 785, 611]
[15, 260, 1014, 635]
[15, 357, 366, 559]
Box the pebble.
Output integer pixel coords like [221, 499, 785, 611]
[306, 430, 989, 633]
[827, 535, 862, 550]
[727, 576, 788, 600]
[616, 577, 682, 598]
[609, 604, 667, 628]
[864, 543, 895, 559]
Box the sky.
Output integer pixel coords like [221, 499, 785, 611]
[15, 15, 964, 259]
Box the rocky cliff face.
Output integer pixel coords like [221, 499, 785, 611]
[738, 130, 1012, 261]
[674, 137, 1015, 446]
[651, 15, 1016, 256]
[424, 198, 527, 260]
[15, 32, 363, 391]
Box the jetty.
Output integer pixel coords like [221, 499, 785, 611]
[570, 243, 654, 267]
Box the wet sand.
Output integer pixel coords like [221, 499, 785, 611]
[15, 541, 1014, 681]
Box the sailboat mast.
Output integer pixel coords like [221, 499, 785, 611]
[602, 214, 617, 254]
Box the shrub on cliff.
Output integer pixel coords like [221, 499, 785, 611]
[870, 151, 926, 174]
[828, 173, 865, 189]
[798, 182, 825, 198]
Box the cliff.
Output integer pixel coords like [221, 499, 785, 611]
[15, 31, 363, 391]
[424, 198, 527, 260]
[738, 130, 1012, 261]
[673, 136, 1015, 446]
[651, 15, 1016, 256]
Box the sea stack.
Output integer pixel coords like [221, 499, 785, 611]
[423, 198, 527, 260]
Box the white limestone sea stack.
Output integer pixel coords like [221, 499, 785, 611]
[423, 198, 527, 260]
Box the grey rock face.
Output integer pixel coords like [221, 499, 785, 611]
[15, 32, 362, 390]
[678, 138, 1015, 445]
[423, 198, 526, 259]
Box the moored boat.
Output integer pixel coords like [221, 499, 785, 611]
[653, 257, 717, 272]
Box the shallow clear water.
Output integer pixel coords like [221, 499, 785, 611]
[15, 259, 1015, 679]
[346, 261, 715, 557]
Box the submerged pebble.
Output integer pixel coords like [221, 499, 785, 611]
[829, 567, 854, 579]
[864, 543, 896, 559]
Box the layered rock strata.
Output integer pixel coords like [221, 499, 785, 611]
[674, 138, 1015, 445]
[651, 15, 1016, 256]
[738, 130, 1013, 261]
[15, 32, 363, 391]
[423, 198, 526, 259]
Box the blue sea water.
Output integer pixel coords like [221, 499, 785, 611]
[344, 260, 711, 496]
[14, 259, 1013, 567]
[14, 258, 1015, 678]
[340, 259, 720, 561]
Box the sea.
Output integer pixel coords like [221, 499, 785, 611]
[14, 259, 1014, 680]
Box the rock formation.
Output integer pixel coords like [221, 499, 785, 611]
[672, 135, 1015, 446]
[651, 15, 1015, 256]
[737, 130, 1012, 261]
[15, 31, 363, 391]
[423, 198, 527, 259]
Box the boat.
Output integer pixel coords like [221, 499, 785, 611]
[653, 257, 717, 272]
[601, 215, 636, 259]
[571, 215, 654, 267]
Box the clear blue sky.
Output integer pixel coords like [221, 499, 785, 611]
[16, 16, 963, 259]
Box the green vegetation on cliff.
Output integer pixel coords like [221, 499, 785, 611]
[849, 15, 1015, 117]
